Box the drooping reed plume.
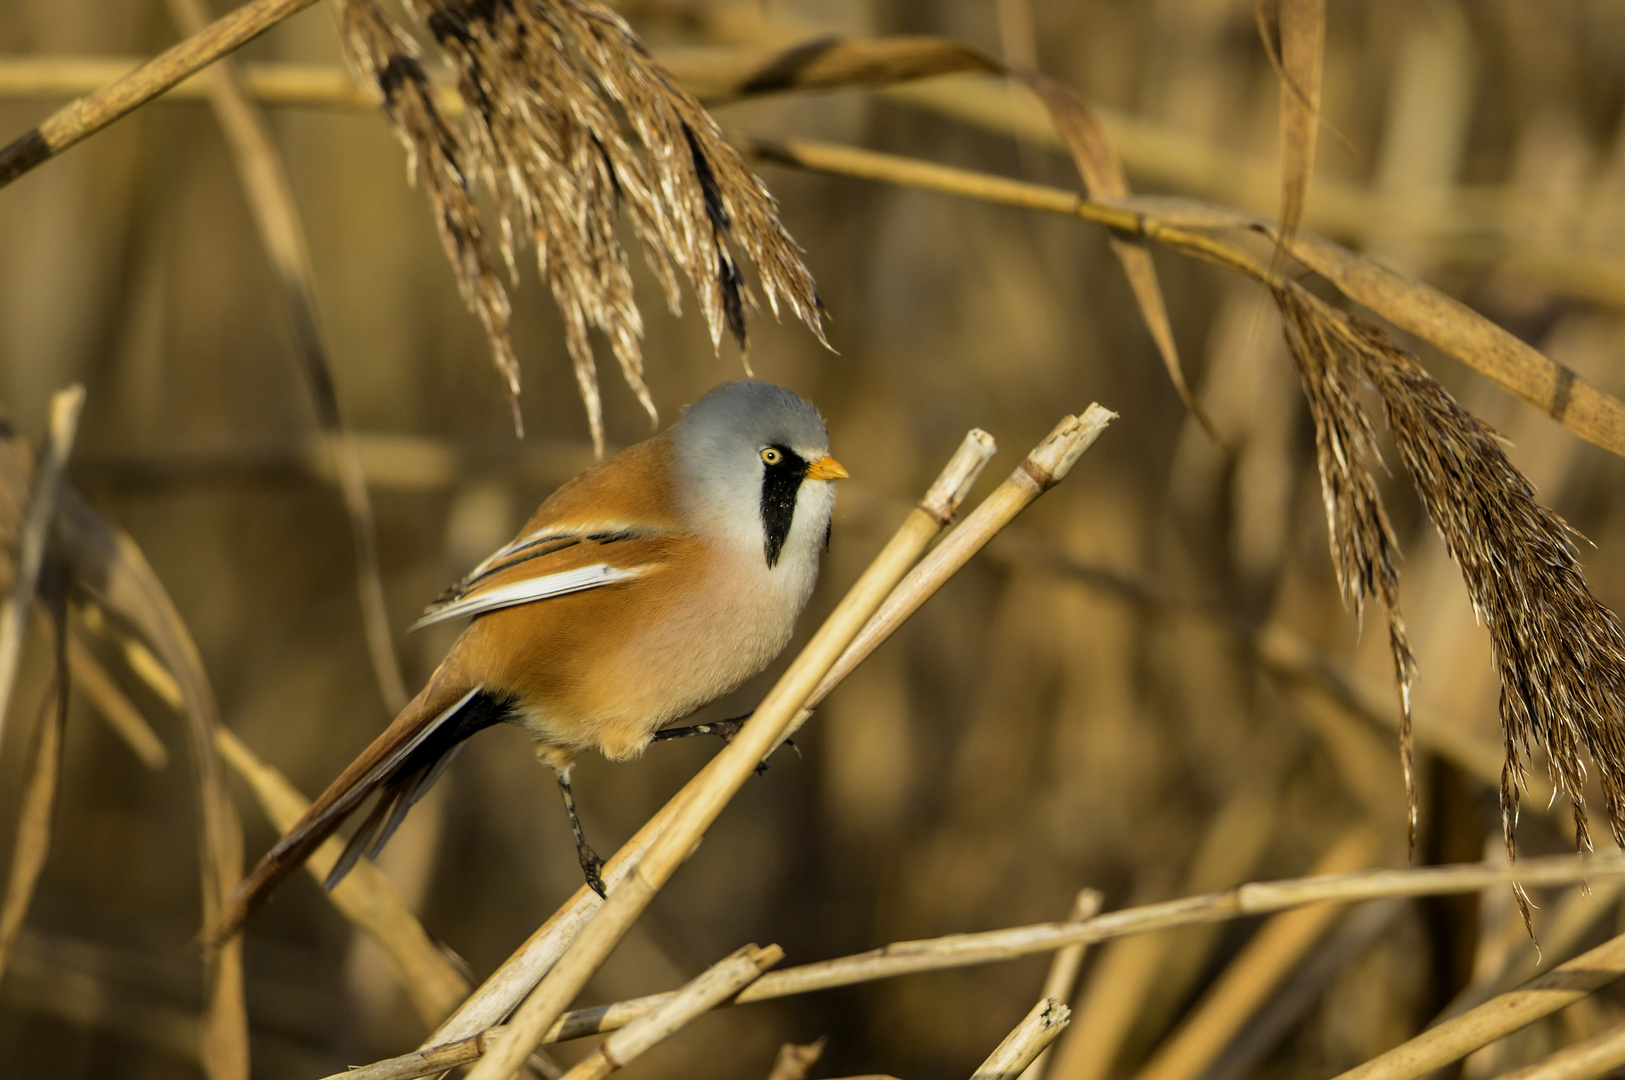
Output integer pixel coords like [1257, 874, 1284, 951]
[1279, 287, 1625, 918]
[337, 0, 825, 451]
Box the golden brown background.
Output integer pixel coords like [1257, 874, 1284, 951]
[2, 1, 1625, 1078]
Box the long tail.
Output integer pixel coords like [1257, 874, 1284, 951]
[210, 679, 510, 942]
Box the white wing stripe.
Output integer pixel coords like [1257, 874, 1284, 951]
[410, 563, 645, 630]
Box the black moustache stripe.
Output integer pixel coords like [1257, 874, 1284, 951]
[761, 446, 809, 568]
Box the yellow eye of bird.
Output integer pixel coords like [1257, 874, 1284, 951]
[761, 448, 781, 465]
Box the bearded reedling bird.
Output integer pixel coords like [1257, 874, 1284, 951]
[213, 380, 847, 939]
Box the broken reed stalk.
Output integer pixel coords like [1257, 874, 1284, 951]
[334, 853, 1625, 1080]
[1491, 1020, 1625, 1080]
[0, 386, 83, 754]
[164, 0, 408, 714]
[973, 998, 1072, 1080]
[420, 415, 1102, 1053]
[1018, 889, 1104, 1080]
[0, 0, 323, 187]
[555, 944, 782, 1080]
[1328, 927, 1625, 1080]
[776, 404, 1116, 750]
[461, 430, 999, 1080]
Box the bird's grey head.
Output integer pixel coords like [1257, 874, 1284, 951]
[673, 380, 846, 569]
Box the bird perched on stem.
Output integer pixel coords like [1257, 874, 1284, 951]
[213, 380, 847, 939]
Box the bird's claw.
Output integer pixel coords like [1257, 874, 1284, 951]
[578, 843, 607, 899]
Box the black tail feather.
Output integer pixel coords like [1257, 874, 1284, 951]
[324, 691, 511, 892]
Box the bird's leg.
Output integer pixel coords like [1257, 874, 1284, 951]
[551, 762, 606, 899]
[650, 713, 750, 744]
[650, 712, 796, 774]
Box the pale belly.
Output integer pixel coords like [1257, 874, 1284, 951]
[507, 554, 811, 761]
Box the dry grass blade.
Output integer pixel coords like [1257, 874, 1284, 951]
[0, 0, 323, 187]
[0, 651, 65, 981]
[166, 0, 407, 714]
[213, 725, 470, 1025]
[1128, 829, 1377, 1080]
[1254, 0, 1324, 265]
[1331, 928, 1625, 1080]
[1279, 287, 1625, 914]
[557, 943, 783, 1080]
[973, 998, 1072, 1080]
[462, 431, 998, 1080]
[0, 386, 82, 755]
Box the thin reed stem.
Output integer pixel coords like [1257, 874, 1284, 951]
[0, 0, 324, 187]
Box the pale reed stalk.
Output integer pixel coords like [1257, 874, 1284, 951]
[973, 998, 1072, 1080]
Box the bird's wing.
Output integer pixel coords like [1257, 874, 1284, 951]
[412, 526, 683, 629]
[414, 432, 689, 630]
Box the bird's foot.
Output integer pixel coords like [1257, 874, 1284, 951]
[578, 842, 607, 899]
[651, 712, 791, 774]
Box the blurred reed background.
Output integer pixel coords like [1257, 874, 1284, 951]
[2, 0, 1625, 1078]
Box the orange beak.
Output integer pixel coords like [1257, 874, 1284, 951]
[805, 455, 850, 481]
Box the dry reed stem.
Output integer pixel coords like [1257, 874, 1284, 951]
[335, 853, 1625, 1080]
[1129, 828, 1377, 1080]
[1254, 0, 1324, 269]
[64, 633, 167, 769]
[1489, 1020, 1625, 1080]
[462, 431, 999, 1080]
[742, 135, 1625, 461]
[5, 51, 1619, 308]
[0, 386, 82, 754]
[419, 418, 1103, 1053]
[0, 649, 64, 982]
[777, 406, 1114, 750]
[765, 1039, 827, 1080]
[165, 0, 408, 714]
[973, 998, 1072, 1080]
[1330, 928, 1625, 1080]
[1017, 889, 1104, 1080]
[213, 725, 470, 1026]
[556, 943, 783, 1080]
[0, 0, 324, 186]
